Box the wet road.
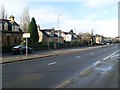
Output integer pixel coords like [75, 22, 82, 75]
[2, 44, 118, 88]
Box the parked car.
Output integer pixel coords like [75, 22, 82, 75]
[12, 45, 33, 54]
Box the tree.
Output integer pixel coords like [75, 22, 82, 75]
[0, 4, 7, 19]
[20, 7, 30, 32]
[78, 32, 91, 45]
[83, 33, 91, 44]
[28, 17, 39, 44]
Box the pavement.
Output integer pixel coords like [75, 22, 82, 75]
[1, 44, 115, 64]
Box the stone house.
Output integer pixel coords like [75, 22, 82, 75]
[0, 15, 23, 46]
[37, 26, 64, 43]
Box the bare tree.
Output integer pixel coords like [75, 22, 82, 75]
[0, 4, 6, 19]
[5, 13, 7, 19]
[78, 32, 91, 45]
[20, 7, 30, 32]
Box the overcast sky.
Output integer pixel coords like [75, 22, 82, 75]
[0, 0, 119, 37]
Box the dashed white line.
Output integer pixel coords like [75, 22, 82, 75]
[76, 56, 81, 59]
[48, 62, 57, 65]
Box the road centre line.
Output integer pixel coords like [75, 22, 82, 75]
[76, 56, 81, 59]
[48, 62, 57, 65]
[103, 50, 119, 61]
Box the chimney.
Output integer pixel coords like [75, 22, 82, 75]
[9, 15, 15, 23]
[37, 25, 40, 31]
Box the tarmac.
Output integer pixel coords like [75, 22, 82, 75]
[1, 45, 109, 64]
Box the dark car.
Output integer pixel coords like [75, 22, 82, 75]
[12, 45, 33, 54]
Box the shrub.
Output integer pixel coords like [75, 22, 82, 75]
[30, 42, 48, 50]
[2, 46, 13, 53]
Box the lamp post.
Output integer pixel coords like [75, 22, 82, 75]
[57, 14, 62, 48]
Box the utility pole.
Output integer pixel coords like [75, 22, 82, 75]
[57, 14, 62, 48]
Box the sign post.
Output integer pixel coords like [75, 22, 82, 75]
[23, 33, 30, 59]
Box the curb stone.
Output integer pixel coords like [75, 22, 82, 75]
[2, 54, 59, 64]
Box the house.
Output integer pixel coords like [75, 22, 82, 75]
[71, 33, 80, 42]
[61, 32, 72, 42]
[37, 26, 64, 43]
[61, 31, 80, 42]
[92, 34, 104, 45]
[95, 34, 104, 44]
[0, 15, 23, 46]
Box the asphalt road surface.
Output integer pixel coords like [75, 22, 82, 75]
[2, 44, 119, 88]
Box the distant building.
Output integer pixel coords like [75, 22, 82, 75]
[0, 15, 23, 46]
[61, 31, 80, 42]
[37, 26, 64, 43]
[61, 32, 72, 42]
[93, 34, 104, 45]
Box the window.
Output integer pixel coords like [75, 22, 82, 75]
[12, 26, 15, 31]
[15, 26, 19, 31]
[4, 22, 8, 30]
[7, 36, 10, 45]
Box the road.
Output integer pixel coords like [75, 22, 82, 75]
[2, 44, 119, 88]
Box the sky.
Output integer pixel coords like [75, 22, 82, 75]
[0, 0, 119, 37]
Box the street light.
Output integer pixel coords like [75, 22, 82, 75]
[58, 14, 62, 48]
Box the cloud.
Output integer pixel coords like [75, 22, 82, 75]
[30, 7, 58, 24]
[85, 0, 119, 8]
[0, 1, 118, 37]
[29, 6, 69, 29]
[60, 18, 118, 37]
[28, 2, 118, 37]
[93, 19, 118, 37]
[0, 0, 29, 23]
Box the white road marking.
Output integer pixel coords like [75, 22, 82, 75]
[76, 56, 81, 59]
[103, 50, 119, 61]
[55, 80, 73, 88]
[93, 61, 101, 66]
[48, 62, 57, 65]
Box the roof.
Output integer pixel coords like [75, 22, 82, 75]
[0, 19, 10, 21]
[0, 18, 19, 26]
[41, 29, 54, 32]
[40, 30, 63, 38]
[63, 32, 70, 34]
[40, 30, 51, 37]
